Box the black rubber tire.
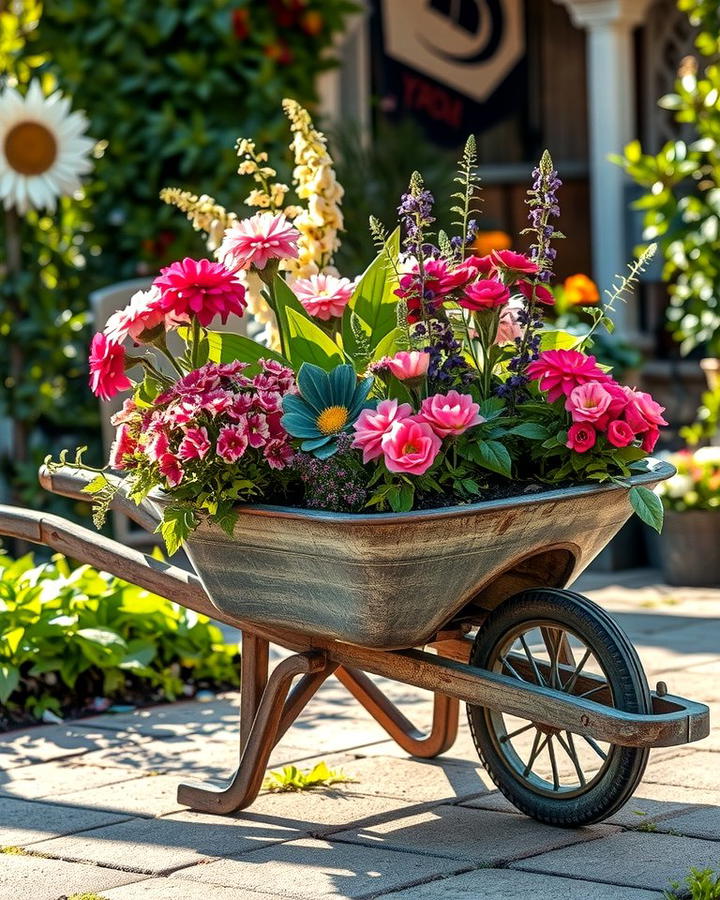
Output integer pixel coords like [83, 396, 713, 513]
[467, 588, 652, 828]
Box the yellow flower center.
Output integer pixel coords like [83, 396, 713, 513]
[4, 121, 57, 176]
[402, 442, 419, 455]
[316, 405, 349, 435]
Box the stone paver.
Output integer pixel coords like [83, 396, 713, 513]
[512, 831, 720, 892]
[0, 723, 133, 769]
[643, 750, 720, 790]
[58, 772, 188, 818]
[332, 805, 618, 864]
[104, 878, 284, 899]
[171, 836, 469, 898]
[653, 805, 720, 840]
[0, 852, 145, 900]
[0, 796, 130, 847]
[0, 755, 148, 800]
[380, 868, 663, 898]
[28, 811, 302, 874]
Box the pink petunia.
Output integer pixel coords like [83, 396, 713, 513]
[153, 258, 247, 328]
[217, 425, 249, 463]
[264, 439, 294, 470]
[395, 257, 470, 322]
[565, 381, 613, 424]
[459, 278, 510, 311]
[145, 429, 170, 463]
[199, 389, 234, 417]
[89, 332, 132, 401]
[566, 423, 596, 454]
[352, 399, 413, 464]
[218, 212, 300, 271]
[491, 249, 539, 275]
[104, 286, 166, 344]
[418, 391, 485, 438]
[526, 349, 610, 403]
[178, 426, 211, 461]
[109, 424, 137, 470]
[293, 273, 356, 321]
[158, 453, 184, 487]
[110, 398, 139, 427]
[517, 280, 555, 306]
[381, 419, 442, 476]
[386, 350, 430, 381]
[245, 412, 270, 449]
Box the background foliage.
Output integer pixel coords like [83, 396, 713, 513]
[0, 552, 240, 728]
[615, 0, 720, 358]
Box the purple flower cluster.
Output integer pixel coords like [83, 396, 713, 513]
[414, 320, 473, 390]
[398, 173, 435, 255]
[294, 433, 369, 512]
[450, 218, 479, 254]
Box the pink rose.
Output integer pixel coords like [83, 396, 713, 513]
[641, 429, 660, 453]
[217, 425, 249, 463]
[352, 399, 413, 463]
[607, 420, 635, 448]
[491, 249, 539, 275]
[623, 388, 668, 434]
[418, 390, 485, 438]
[526, 349, 610, 402]
[158, 453, 184, 487]
[386, 350, 430, 381]
[565, 381, 613, 424]
[459, 278, 510, 311]
[566, 423, 596, 454]
[381, 419, 442, 475]
[178, 426, 211, 461]
[517, 280, 555, 306]
[88, 333, 132, 401]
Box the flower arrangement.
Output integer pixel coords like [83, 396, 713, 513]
[58, 103, 668, 552]
[655, 447, 720, 512]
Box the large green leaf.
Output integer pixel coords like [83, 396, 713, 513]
[539, 330, 581, 351]
[285, 307, 343, 371]
[629, 486, 664, 533]
[343, 228, 400, 353]
[0, 664, 19, 703]
[206, 332, 288, 370]
[372, 327, 405, 361]
[273, 274, 314, 359]
[470, 440, 513, 477]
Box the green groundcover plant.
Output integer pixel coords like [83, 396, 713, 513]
[0, 551, 239, 728]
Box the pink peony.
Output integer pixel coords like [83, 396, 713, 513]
[104, 286, 166, 344]
[178, 426, 211, 461]
[459, 278, 510, 311]
[566, 423, 596, 454]
[418, 390, 485, 438]
[218, 212, 300, 271]
[386, 350, 430, 381]
[495, 299, 524, 345]
[381, 419, 442, 476]
[88, 332, 132, 401]
[153, 258, 247, 328]
[217, 425, 249, 463]
[607, 420, 635, 448]
[109, 424, 137, 470]
[293, 273, 356, 320]
[491, 249, 539, 275]
[352, 399, 413, 463]
[623, 388, 668, 434]
[517, 280, 555, 306]
[158, 453, 184, 487]
[526, 349, 610, 403]
[458, 254, 495, 280]
[565, 381, 613, 424]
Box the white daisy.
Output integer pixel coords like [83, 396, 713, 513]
[0, 80, 94, 215]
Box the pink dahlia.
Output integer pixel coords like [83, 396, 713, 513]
[178, 426, 211, 461]
[566, 423, 596, 454]
[386, 350, 430, 381]
[491, 249, 539, 275]
[88, 332, 132, 401]
[526, 349, 610, 403]
[104, 286, 166, 344]
[459, 278, 510, 311]
[218, 212, 300, 271]
[217, 425, 249, 463]
[381, 419, 442, 476]
[517, 280, 555, 306]
[352, 399, 413, 463]
[293, 273, 356, 321]
[565, 381, 613, 424]
[153, 258, 247, 328]
[418, 390, 485, 438]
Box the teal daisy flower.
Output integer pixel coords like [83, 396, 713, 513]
[281, 363, 374, 458]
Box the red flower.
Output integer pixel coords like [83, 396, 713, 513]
[526, 349, 610, 403]
[491, 249, 539, 275]
[566, 423, 596, 454]
[88, 333, 132, 401]
[517, 280, 555, 306]
[459, 278, 510, 311]
[153, 258, 247, 328]
[607, 420, 635, 448]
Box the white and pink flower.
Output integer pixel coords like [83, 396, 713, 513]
[352, 399, 413, 463]
[381, 419, 442, 476]
[218, 212, 300, 271]
[418, 391, 485, 438]
[293, 273, 356, 321]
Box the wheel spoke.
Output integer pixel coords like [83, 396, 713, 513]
[582, 734, 608, 761]
[547, 736, 560, 790]
[523, 730, 549, 777]
[499, 722, 535, 744]
[519, 634, 546, 687]
[562, 648, 593, 695]
[540, 628, 563, 688]
[556, 730, 587, 786]
[500, 654, 526, 683]
[578, 683, 609, 701]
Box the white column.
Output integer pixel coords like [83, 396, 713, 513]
[555, 0, 654, 335]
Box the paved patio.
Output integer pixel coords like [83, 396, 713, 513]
[1, 568, 719, 899]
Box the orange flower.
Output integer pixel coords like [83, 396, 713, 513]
[563, 274, 600, 306]
[472, 230, 512, 256]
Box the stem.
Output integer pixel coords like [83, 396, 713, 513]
[191, 318, 201, 370]
[140, 358, 174, 386]
[156, 343, 185, 377]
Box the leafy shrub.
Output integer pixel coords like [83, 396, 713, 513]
[0, 552, 239, 729]
[665, 866, 720, 899]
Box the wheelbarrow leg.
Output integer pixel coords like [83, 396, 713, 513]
[336, 665, 459, 758]
[239, 632, 269, 754]
[177, 650, 329, 814]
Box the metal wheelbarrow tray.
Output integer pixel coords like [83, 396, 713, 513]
[0, 459, 709, 829]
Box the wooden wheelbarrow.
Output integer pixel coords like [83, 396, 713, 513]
[0, 460, 709, 828]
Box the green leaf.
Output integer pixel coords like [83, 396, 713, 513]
[157, 505, 199, 555]
[345, 228, 400, 349]
[0, 664, 20, 703]
[508, 423, 550, 440]
[285, 307, 343, 371]
[206, 332, 288, 371]
[1, 627, 24, 655]
[471, 440, 513, 477]
[81, 475, 109, 495]
[539, 330, 580, 351]
[371, 327, 404, 361]
[629, 486, 664, 533]
[272, 274, 312, 359]
[478, 397, 506, 421]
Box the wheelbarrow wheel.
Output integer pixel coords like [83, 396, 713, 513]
[466, 588, 651, 827]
